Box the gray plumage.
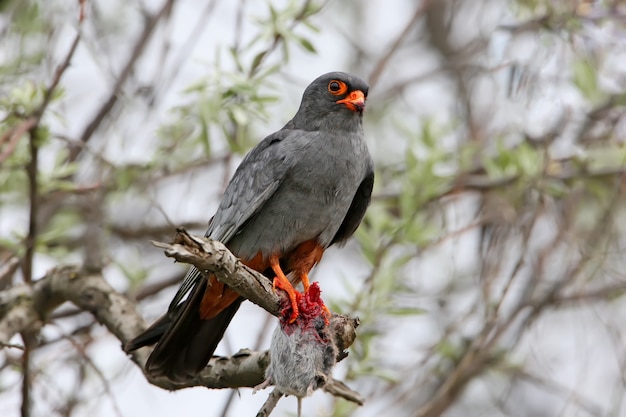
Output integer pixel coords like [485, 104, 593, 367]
[125, 71, 374, 381]
[204, 72, 371, 258]
[168, 72, 373, 311]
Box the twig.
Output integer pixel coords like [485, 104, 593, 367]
[62, 335, 124, 417]
[324, 379, 365, 405]
[151, 229, 281, 315]
[0, 341, 25, 350]
[256, 388, 283, 417]
[219, 310, 274, 417]
[424, 0, 486, 143]
[248, 0, 319, 77]
[368, 1, 431, 88]
[23, 129, 38, 284]
[154, 0, 219, 105]
[35, 26, 82, 120]
[0, 118, 37, 164]
[71, 0, 176, 161]
[0, 237, 361, 398]
[0, 256, 20, 290]
[4, 0, 84, 298]
[20, 334, 33, 417]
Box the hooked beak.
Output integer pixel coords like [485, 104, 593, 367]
[336, 90, 366, 113]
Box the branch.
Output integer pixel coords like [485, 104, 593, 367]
[368, 0, 431, 88]
[151, 228, 280, 314]
[0, 256, 20, 290]
[0, 118, 37, 164]
[0, 265, 144, 350]
[0, 264, 269, 389]
[256, 388, 283, 417]
[324, 378, 365, 405]
[0, 230, 362, 402]
[71, 0, 175, 161]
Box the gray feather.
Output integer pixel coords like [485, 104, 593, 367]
[169, 72, 373, 311]
[129, 72, 374, 381]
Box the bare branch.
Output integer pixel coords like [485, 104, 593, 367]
[151, 228, 281, 315]
[0, 231, 361, 402]
[324, 379, 365, 405]
[0, 341, 24, 350]
[368, 1, 431, 88]
[0, 118, 37, 164]
[0, 256, 20, 290]
[71, 0, 176, 161]
[255, 388, 283, 417]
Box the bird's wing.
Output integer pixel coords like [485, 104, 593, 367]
[168, 129, 297, 311]
[330, 158, 374, 245]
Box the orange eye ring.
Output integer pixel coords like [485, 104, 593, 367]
[327, 80, 348, 96]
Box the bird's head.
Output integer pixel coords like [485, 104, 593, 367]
[290, 72, 369, 131]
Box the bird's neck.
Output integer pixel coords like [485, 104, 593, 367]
[286, 111, 363, 133]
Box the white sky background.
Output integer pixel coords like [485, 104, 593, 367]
[3, 0, 626, 416]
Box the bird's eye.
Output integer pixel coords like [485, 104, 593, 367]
[327, 80, 347, 96]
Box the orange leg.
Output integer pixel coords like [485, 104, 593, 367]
[321, 302, 331, 324]
[300, 272, 311, 293]
[270, 255, 299, 323]
[287, 240, 324, 293]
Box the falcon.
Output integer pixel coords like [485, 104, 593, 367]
[125, 72, 374, 382]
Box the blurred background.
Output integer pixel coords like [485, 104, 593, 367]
[2, 0, 626, 416]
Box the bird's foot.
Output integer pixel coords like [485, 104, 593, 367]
[253, 377, 272, 394]
[270, 255, 300, 323]
[301, 272, 311, 293]
[273, 275, 300, 323]
[321, 304, 331, 325]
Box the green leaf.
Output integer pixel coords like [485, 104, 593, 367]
[199, 115, 211, 156]
[437, 340, 460, 360]
[296, 36, 316, 53]
[230, 106, 249, 125]
[250, 51, 267, 74]
[515, 142, 542, 177]
[573, 58, 602, 103]
[268, 3, 278, 22]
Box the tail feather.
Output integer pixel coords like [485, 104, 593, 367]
[126, 276, 242, 382]
[123, 313, 172, 352]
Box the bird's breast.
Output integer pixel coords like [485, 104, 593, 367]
[229, 133, 368, 259]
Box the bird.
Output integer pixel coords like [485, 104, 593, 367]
[124, 71, 374, 382]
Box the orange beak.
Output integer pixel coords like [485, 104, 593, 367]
[336, 90, 365, 113]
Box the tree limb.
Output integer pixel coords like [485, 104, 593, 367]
[71, 0, 175, 161]
[152, 228, 281, 314]
[0, 229, 362, 403]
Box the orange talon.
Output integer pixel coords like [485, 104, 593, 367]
[321, 304, 331, 325]
[270, 256, 299, 323]
[300, 272, 311, 293]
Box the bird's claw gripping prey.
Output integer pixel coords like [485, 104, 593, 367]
[271, 255, 300, 323]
